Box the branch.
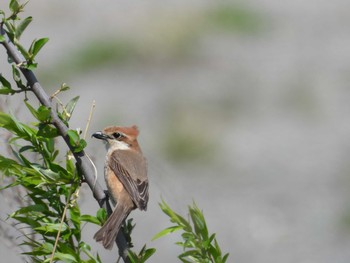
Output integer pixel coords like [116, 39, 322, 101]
[0, 25, 130, 262]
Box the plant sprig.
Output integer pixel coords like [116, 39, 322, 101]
[1, 0, 48, 70]
[153, 200, 229, 263]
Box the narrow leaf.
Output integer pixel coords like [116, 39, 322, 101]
[64, 96, 79, 121]
[152, 226, 182, 240]
[96, 208, 107, 224]
[15, 204, 48, 215]
[9, 0, 20, 12]
[30, 37, 49, 57]
[16, 16, 32, 40]
[16, 42, 30, 60]
[25, 101, 39, 120]
[51, 252, 78, 262]
[0, 74, 11, 89]
[80, 214, 100, 225]
[60, 83, 70, 92]
[0, 88, 14, 94]
[35, 222, 68, 233]
[12, 64, 21, 83]
[222, 253, 230, 263]
[143, 248, 156, 261]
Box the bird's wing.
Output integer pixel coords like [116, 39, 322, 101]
[108, 150, 149, 210]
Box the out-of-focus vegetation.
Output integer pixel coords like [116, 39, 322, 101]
[39, 3, 264, 84]
[206, 4, 264, 33]
[153, 200, 229, 263]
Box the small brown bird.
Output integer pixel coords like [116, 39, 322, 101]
[92, 125, 148, 249]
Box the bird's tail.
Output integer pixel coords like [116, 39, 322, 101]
[94, 202, 131, 250]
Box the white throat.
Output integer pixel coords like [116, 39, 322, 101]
[110, 140, 130, 151]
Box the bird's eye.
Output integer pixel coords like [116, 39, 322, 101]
[112, 132, 122, 139]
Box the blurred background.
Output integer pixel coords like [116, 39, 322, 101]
[1, 0, 350, 262]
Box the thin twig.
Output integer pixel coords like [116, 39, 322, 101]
[49, 188, 74, 263]
[83, 100, 95, 140]
[50, 94, 71, 119]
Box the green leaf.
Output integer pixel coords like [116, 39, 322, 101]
[63, 96, 79, 121]
[16, 16, 32, 40]
[96, 253, 102, 263]
[179, 249, 200, 259]
[12, 64, 21, 82]
[79, 241, 91, 252]
[16, 42, 30, 60]
[38, 167, 60, 181]
[0, 75, 13, 94]
[159, 199, 191, 231]
[37, 105, 51, 122]
[51, 252, 78, 263]
[9, 0, 20, 13]
[0, 74, 12, 89]
[12, 64, 26, 89]
[66, 152, 75, 174]
[15, 204, 48, 215]
[222, 253, 230, 263]
[38, 123, 58, 138]
[25, 62, 38, 70]
[189, 203, 208, 240]
[131, 244, 156, 262]
[0, 112, 17, 132]
[35, 222, 68, 233]
[203, 233, 216, 249]
[29, 37, 49, 58]
[96, 208, 107, 224]
[10, 215, 41, 228]
[4, 21, 15, 38]
[10, 125, 30, 141]
[60, 83, 70, 92]
[0, 180, 20, 190]
[0, 35, 5, 42]
[0, 87, 14, 94]
[67, 129, 86, 152]
[75, 138, 87, 152]
[67, 129, 80, 144]
[208, 244, 220, 261]
[142, 248, 156, 261]
[80, 214, 100, 225]
[152, 226, 182, 240]
[70, 206, 81, 242]
[25, 100, 39, 119]
[157, 200, 230, 262]
[79, 241, 98, 261]
[127, 250, 139, 263]
[45, 138, 55, 154]
[70, 205, 81, 224]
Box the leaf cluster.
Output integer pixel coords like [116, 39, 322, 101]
[0, 109, 102, 262]
[1, 0, 48, 70]
[128, 244, 156, 263]
[0, 2, 99, 260]
[154, 200, 229, 263]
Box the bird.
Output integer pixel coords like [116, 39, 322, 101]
[92, 125, 149, 249]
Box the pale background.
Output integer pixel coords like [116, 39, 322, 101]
[1, 0, 350, 262]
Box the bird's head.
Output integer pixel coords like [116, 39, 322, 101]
[92, 125, 141, 152]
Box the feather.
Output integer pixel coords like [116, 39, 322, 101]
[109, 150, 149, 210]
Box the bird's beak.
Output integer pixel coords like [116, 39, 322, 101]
[92, 131, 109, 140]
